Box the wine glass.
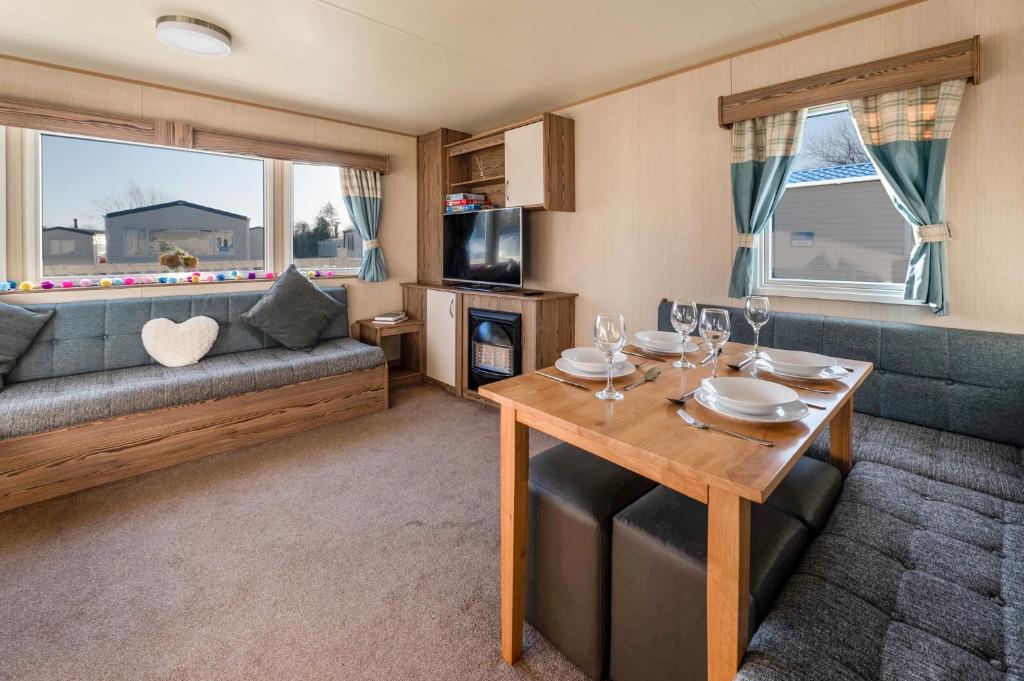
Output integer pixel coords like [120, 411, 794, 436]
[669, 300, 698, 369]
[594, 313, 627, 401]
[744, 296, 770, 359]
[699, 308, 731, 378]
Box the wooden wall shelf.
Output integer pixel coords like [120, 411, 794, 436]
[451, 175, 505, 187]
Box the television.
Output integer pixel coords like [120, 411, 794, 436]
[442, 207, 524, 288]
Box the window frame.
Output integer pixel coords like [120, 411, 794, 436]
[753, 103, 921, 307]
[282, 160, 362, 275]
[22, 129, 275, 283]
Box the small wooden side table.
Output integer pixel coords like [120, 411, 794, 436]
[352, 318, 424, 388]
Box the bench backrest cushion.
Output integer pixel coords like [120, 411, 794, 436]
[7, 287, 349, 384]
[658, 301, 1024, 447]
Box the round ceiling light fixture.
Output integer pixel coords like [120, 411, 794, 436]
[156, 16, 232, 56]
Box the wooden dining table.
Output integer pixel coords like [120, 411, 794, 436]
[479, 341, 873, 681]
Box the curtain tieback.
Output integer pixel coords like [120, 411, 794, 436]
[737, 233, 759, 248]
[913, 223, 951, 245]
[364, 239, 380, 249]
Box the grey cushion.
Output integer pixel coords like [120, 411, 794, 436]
[0, 337, 384, 439]
[736, 461, 1023, 681]
[4, 287, 350, 384]
[240, 265, 345, 351]
[0, 301, 54, 388]
[657, 301, 1024, 447]
[807, 413, 1023, 503]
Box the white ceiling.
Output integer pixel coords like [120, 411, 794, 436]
[0, 0, 906, 135]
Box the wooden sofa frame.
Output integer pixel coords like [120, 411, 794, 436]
[0, 364, 388, 513]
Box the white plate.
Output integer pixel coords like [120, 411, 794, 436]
[694, 388, 809, 423]
[701, 377, 798, 416]
[759, 349, 837, 377]
[561, 347, 628, 373]
[556, 358, 635, 380]
[633, 337, 700, 355]
[754, 360, 849, 382]
[634, 330, 687, 351]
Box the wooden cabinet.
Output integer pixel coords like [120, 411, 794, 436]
[504, 121, 545, 208]
[425, 288, 459, 388]
[404, 283, 576, 402]
[417, 127, 469, 284]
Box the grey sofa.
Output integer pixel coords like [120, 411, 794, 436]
[658, 302, 1023, 680]
[1, 288, 385, 440]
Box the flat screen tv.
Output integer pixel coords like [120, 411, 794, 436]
[442, 207, 523, 288]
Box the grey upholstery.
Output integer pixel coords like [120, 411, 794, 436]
[762, 456, 842, 534]
[0, 338, 384, 439]
[7, 287, 351, 384]
[808, 412, 1024, 504]
[737, 460, 1023, 681]
[657, 301, 1024, 447]
[527, 443, 657, 680]
[609, 486, 809, 681]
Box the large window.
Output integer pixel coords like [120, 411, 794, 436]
[39, 133, 268, 278]
[758, 104, 913, 303]
[290, 162, 361, 272]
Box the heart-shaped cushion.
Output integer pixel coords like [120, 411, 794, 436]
[141, 316, 220, 368]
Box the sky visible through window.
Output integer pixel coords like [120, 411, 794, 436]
[40, 134, 349, 232]
[792, 107, 870, 172]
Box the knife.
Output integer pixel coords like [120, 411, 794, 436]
[534, 371, 591, 390]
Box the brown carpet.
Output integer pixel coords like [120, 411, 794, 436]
[0, 385, 587, 681]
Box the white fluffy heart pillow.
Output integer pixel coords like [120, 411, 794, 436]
[141, 316, 220, 368]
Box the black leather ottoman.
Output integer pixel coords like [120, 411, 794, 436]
[609, 487, 809, 681]
[763, 456, 842, 534]
[527, 442, 657, 680]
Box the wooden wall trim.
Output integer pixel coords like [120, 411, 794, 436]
[719, 35, 981, 127]
[0, 94, 390, 173]
[0, 97, 155, 143]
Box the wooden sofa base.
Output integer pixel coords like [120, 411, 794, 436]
[0, 365, 388, 513]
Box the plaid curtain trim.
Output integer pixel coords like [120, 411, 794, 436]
[848, 78, 966, 145]
[341, 167, 382, 199]
[731, 109, 805, 164]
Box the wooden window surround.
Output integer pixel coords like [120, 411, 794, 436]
[0, 95, 390, 173]
[718, 36, 981, 127]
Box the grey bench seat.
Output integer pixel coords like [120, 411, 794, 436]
[737, 460, 1023, 681]
[0, 337, 384, 439]
[807, 413, 1024, 504]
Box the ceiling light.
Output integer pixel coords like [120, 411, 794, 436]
[156, 16, 232, 57]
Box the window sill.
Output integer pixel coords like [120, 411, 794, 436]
[0, 273, 358, 297]
[754, 280, 923, 306]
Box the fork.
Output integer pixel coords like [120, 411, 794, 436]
[676, 408, 775, 447]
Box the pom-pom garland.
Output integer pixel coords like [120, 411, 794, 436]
[1, 269, 307, 293]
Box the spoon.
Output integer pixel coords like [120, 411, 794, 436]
[623, 366, 662, 391]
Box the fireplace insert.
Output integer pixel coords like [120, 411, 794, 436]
[467, 308, 522, 390]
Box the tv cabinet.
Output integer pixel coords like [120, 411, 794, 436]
[402, 283, 576, 403]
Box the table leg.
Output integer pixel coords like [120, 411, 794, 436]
[829, 397, 854, 477]
[500, 404, 529, 665]
[707, 486, 750, 681]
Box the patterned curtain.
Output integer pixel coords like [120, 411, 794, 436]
[728, 110, 806, 298]
[340, 167, 387, 282]
[847, 79, 966, 316]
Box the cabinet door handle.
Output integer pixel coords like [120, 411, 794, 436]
[505, 179, 511, 204]
[449, 299, 455, 318]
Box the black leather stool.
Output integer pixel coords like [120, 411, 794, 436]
[527, 442, 657, 680]
[607, 456, 841, 681]
[762, 455, 842, 534]
[609, 486, 809, 681]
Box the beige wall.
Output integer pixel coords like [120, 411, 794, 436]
[527, 0, 1024, 340]
[1, 57, 417, 325]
